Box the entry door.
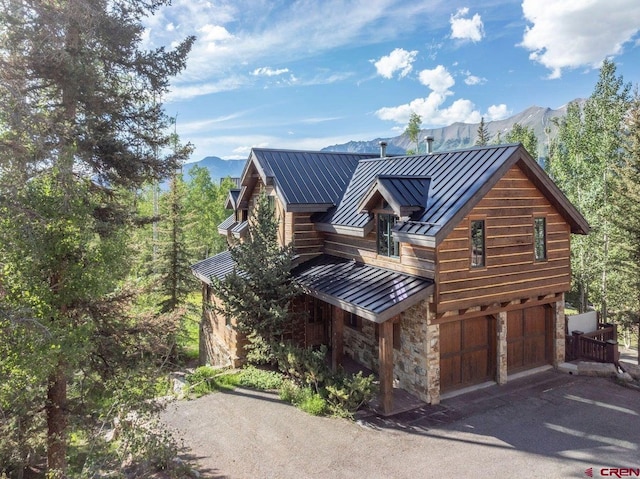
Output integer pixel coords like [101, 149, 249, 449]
[440, 316, 495, 391]
[507, 305, 551, 373]
[306, 298, 330, 346]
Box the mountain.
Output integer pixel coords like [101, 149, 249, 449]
[323, 100, 586, 158]
[183, 156, 245, 183]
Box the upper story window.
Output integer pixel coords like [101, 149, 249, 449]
[470, 219, 485, 268]
[267, 195, 275, 212]
[378, 213, 400, 258]
[534, 217, 547, 261]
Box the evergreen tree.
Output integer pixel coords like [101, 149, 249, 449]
[476, 116, 489, 146]
[404, 112, 422, 154]
[213, 191, 299, 360]
[0, 1, 193, 475]
[505, 123, 538, 158]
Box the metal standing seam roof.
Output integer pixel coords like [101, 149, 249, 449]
[225, 189, 241, 210]
[244, 149, 379, 211]
[217, 214, 236, 234]
[315, 144, 521, 240]
[191, 250, 236, 285]
[191, 252, 434, 322]
[359, 175, 431, 216]
[293, 254, 434, 323]
[231, 221, 248, 238]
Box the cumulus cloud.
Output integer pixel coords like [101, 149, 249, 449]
[418, 65, 455, 93]
[464, 74, 486, 86]
[450, 7, 485, 43]
[486, 104, 510, 121]
[373, 48, 418, 79]
[252, 67, 290, 76]
[520, 0, 640, 78]
[376, 64, 508, 126]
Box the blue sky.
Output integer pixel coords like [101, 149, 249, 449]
[142, 0, 640, 160]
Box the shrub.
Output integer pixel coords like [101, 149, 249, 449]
[273, 343, 330, 393]
[325, 371, 377, 417]
[237, 366, 284, 390]
[278, 380, 326, 415]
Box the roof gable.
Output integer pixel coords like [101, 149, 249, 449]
[237, 149, 378, 213]
[315, 144, 589, 245]
[358, 175, 431, 217]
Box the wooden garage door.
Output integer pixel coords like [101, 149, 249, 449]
[440, 316, 495, 391]
[507, 305, 551, 373]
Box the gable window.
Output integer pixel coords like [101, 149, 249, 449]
[470, 219, 485, 268]
[378, 213, 400, 258]
[534, 217, 547, 261]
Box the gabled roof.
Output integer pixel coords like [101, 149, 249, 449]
[237, 149, 378, 213]
[358, 175, 430, 217]
[225, 189, 241, 210]
[315, 144, 589, 245]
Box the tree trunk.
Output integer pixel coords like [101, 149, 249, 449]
[46, 362, 67, 478]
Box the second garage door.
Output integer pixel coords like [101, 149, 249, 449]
[507, 305, 551, 373]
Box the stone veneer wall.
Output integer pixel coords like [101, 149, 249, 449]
[199, 287, 246, 368]
[341, 297, 441, 405]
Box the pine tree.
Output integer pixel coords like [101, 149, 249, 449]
[213, 191, 299, 360]
[0, 1, 193, 474]
[476, 116, 489, 146]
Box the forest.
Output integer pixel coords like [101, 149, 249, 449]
[1, 1, 639, 478]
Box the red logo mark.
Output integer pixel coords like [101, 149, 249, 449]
[586, 468, 593, 477]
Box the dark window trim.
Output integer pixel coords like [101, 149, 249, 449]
[378, 213, 400, 258]
[470, 218, 486, 269]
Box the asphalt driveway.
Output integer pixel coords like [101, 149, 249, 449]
[161, 370, 640, 479]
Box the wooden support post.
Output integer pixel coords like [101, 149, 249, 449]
[331, 306, 344, 371]
[378, 320, 394, 415]
[605, 339, 619, 365]
[572, 330, 583, 361]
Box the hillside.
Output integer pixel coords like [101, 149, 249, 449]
[323, 100, 585, 158]
[188, 100, 584, 182]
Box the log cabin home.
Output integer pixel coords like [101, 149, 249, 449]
[191, 143, 589, 414]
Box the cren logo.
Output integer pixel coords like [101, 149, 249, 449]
[586, 468, 594, 477]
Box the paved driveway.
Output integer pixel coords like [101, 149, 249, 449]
[161, 371, 640, 479]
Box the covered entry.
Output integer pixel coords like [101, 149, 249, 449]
[440, 316, 495, 391]
[507, 305, 551, 373]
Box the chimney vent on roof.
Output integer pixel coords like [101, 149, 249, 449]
[425, 136, 434, 154]
[379, 141, 388, 158]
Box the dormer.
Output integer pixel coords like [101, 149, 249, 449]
[358, 175, 431, 219]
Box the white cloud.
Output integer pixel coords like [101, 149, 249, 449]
[418, 65, 455, 94]
[450, 7, 485, 43]
[146, 0, 441, 100]
[520, 0, 640, 79]
[372, 48, 418, 79]
[252, 67, 290, 77]
[464, 74, 486, 86]
[486, 104, 510, 121]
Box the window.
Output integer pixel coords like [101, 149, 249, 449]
[378, 214, 400, 257]
[267, 195, 275, 212]
[534, 217, 547, 261]
[470, 219, 485, 268]
[345, 312, 362, 331]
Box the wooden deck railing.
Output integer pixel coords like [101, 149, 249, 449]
[565, 324, 619, 365]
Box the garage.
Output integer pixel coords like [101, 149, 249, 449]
[507, 305, 551, 373]
[440, 316, 495, 391]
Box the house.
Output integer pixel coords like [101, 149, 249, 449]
[191, 144, 589, 414]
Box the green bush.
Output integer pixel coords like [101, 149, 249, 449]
[273, 343, 330, 392]
[237, 366, 284, 390]
[325, 371, 377, 417]
[278, 380, 326, 415]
